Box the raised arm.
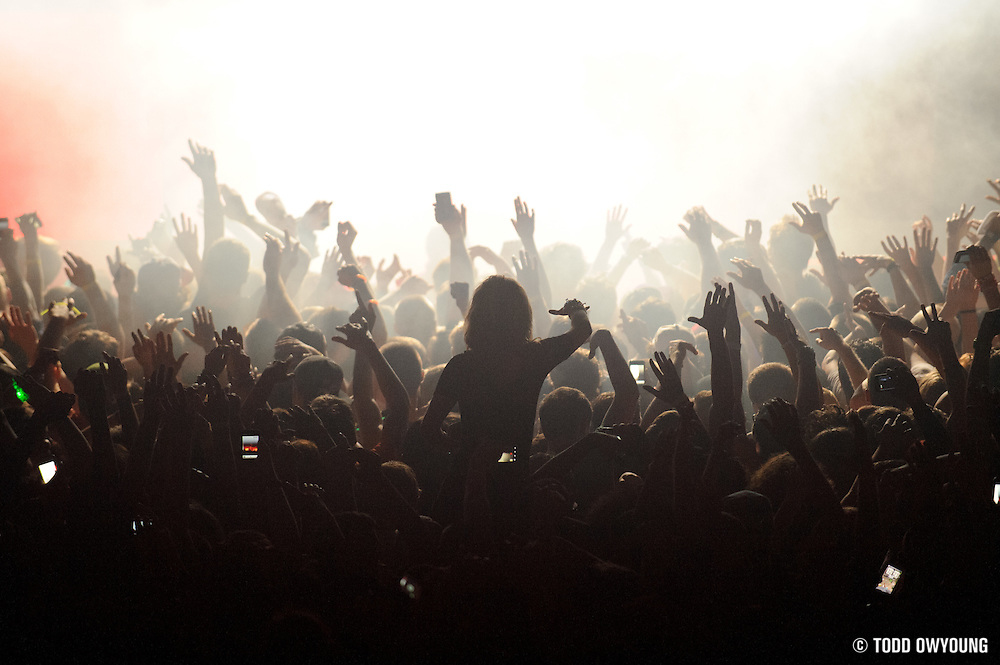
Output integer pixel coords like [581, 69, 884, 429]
[15, 213, 44, 312]
[790, 201, 851, 308]
[591, 205, 628, 276]
[182, 140, 223, 249]
[257, 234, 301, 329]
[688, 286, 734, 436]
[588, 328, 639, 426]
[510, 197, 552, 306]
[0, 225, 38, 319]
[332, 322, 409, 460]
[64, 252, 125, 348]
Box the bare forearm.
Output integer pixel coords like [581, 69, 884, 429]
[202, 176, 224, 249]
[597, 337, 640, 426]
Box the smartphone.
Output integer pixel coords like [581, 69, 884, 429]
[38, 461, 57, 484]
[629, 360, 646, 386]
[435, 192, 452, 209]
[0, 218, 8, 230]
[954, 249, 972, 264]
[241, 434, 260, 460]
[993, 482, 999, 505]
[873, 372, 895, 392]
[497, 447, 517, 463]
[876, 564, 902, 594]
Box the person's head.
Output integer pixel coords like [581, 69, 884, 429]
[464, 275, 532, 351]
[292, 356, 344, 405]
[394, 296, 437, 348]
[244, 318, 281, 372]
[851, 338, 884, 369]
[308, 307, 352, 363]
[621, 286, 661, 315]
[747, 363, 796, 413]
[808, 427, 858, 498]
[255, 192, 292, 229]
[380, 460, 421, 509]
[309, 394, 356, 447]
[538, 387, 593, 453]
[381, 339, 426, 402]
[576, 276, 617, 328]
[277, 322, 326, 356]
[549, 350, 601, 401]
[791, 297, 831, 332]
[540, 242, 587, 300]
[633, 297, 676, 332]
[768, 216, 814, 272]
[201, 238, 250, 295]
[61, 329, 120, 381]
[417, 364, 446, 409]
[136, 258, 185, 320]
[651, 324, 696, 355]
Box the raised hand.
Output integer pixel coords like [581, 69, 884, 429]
[181, 139, 216, 181]
[790, 201, 824, 236]
[881, 235, 915, 269]
[376, 254, 401, 289]
[964, 244, 995, 281]
[837, 254, 872, 287]
[220, 325, 244, 349]
[669, 340, 699, 365]
[1, 305, 38, 357]
[727, 257, 768, 294]
[911, 227, 938, 269]
[548, 299, 589, 316]
[852, 287, 890, 316]
[807, 184, 839, 215]
[943, 269, 978, 313]
[63, 252, 96, 288]
[687, 286, 730, 334]
[867, 311, 920, 338]
[644, 350, 686, 405]
[435, 197, 467, 239]
[945, 203, 976, 245]
[280, 229, 302, 281]
[987, 178, 1000, 204]
[587, 327, 614, 359]
[331, 322, 373, 350]
[106, 246, 136, 296]
[100, 351, 129, 395]
[510, 197, 535, 242]
[350, 288, 378, 331]
[172, 213, 199, 259]
[512, 250, 541, 296]
[760, 398, 804, 455]
[219, 184, 252, 223]
[809, 326, 845, 351]
[133, 329, 188, 377]
[15, 212, 41, 242]
[337, 263, 364, 290]
[300, 200, 332, 231]
[181, 306, 217, 351]
[262, 233, 283, 277]
[145, 313, 184, 338]
[605, 204, 629, 244]
[679, 206, 713, 245]
[916, 303, 951, 349]
[754, 293, 795, 344]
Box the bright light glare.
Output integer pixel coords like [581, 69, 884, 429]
[0, 0, 992, 277]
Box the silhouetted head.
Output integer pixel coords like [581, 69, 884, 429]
[464, 275, 532, 351]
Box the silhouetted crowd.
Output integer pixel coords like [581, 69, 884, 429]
[1, 145, 998, 662]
